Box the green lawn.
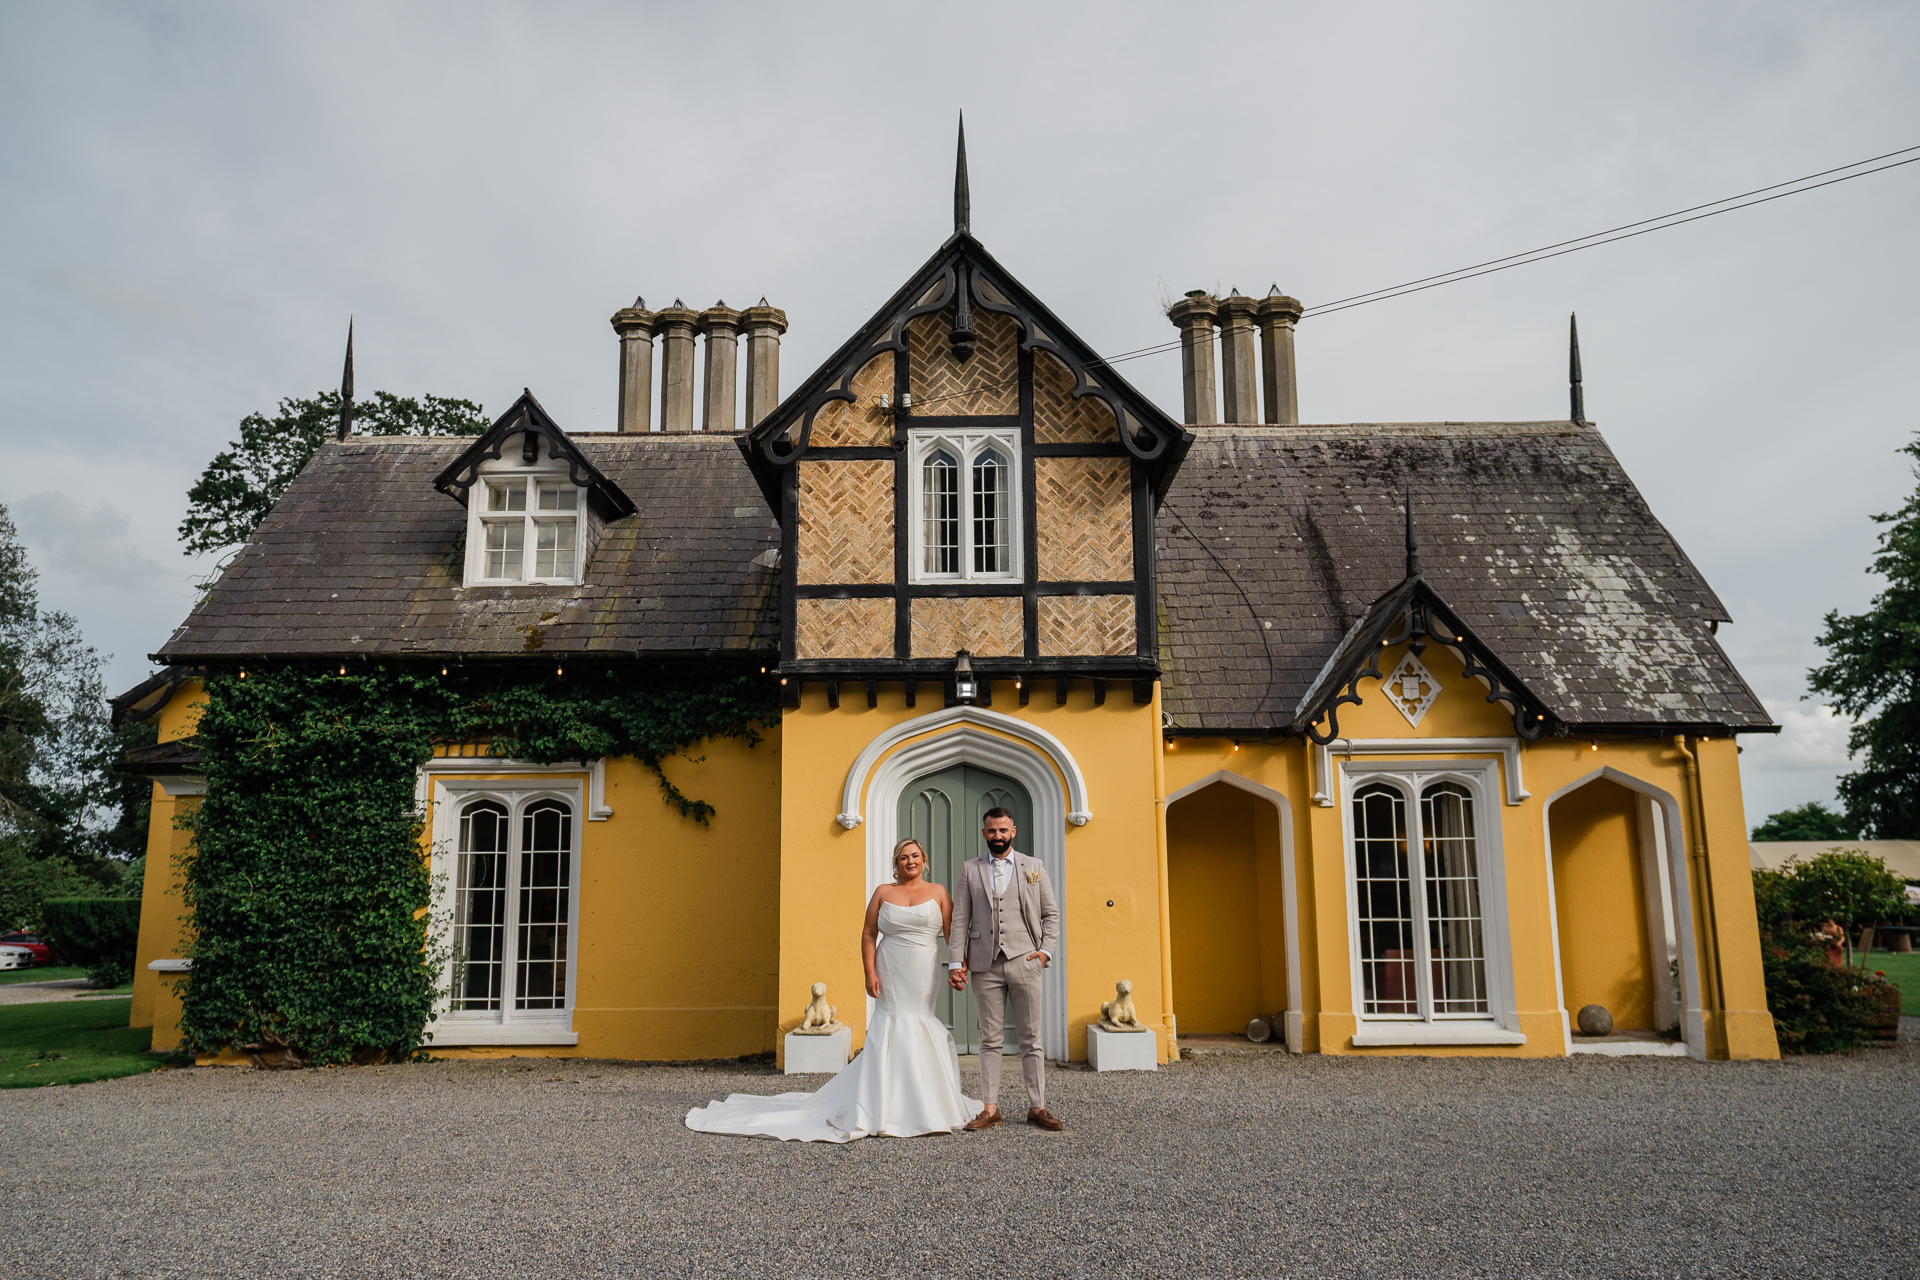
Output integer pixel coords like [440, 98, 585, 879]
[1862, 949, 1920, 1017]
[0, 998, 163, 1088]
[0, 965, 87, 987]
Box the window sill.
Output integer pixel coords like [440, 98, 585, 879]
[431, 1021, 578, 1047]
[1350, 1022, 1526, 1048]
[147, 958, 192, 972]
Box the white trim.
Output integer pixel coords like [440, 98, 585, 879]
[1313, 737, 1529, 807]
[427, 1022, 579, 1047]
[1569, 1037, 1689, 1057]
[427, 778, 585, 1039]
[417, 757, 611, 820]
[462, 454, 587, 588]
[147, 958, 192, 972]
[1339, 756, 1524, 1044]
[157, 776, 207, 797]
[1162, 770, 1302, 1053]
[859, 723, 1071, 1061]
[1540, 766, 1706, 1061]
[906, 428, 1023, 585]
[837, 706, 1090, 831]
[1352, 1023, 1528, 1047]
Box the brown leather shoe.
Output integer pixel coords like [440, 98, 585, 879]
[1025, 1107, 1064, 1131]
[962, 1108, 1002, 1131]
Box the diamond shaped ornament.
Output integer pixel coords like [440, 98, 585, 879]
[1385, 653, 1440, 728]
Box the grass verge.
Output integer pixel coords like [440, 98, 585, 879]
[0, 965, 86, 987]
[1863, 949, 1920, 1017]
[0, 998, 162, 1088]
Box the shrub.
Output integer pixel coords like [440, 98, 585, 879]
[39, 897, 141, 986]
[1759, 924, 1882, 1053]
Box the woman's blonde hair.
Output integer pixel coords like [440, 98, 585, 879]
[891, 837, 928, 883]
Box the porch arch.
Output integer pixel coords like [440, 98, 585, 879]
[1541, 766, 1705, 1059]
[1162, 770, 1302, 1052]
[849, 710, 1083, 1060]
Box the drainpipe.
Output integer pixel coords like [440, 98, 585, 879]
[1152, 684, 1179, 1061]
[1672, 735, 1726, 1041]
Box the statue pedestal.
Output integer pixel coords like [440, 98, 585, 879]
[784, 1026, 850, 1075]
[1087, 1025, 1157, 1072]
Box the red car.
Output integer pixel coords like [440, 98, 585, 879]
[0, 932, 53, 966]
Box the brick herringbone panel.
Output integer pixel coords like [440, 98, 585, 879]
[1036, 457, 1133, 581]
[811, 353, 895, 446]
[908, 308, 1018, 415]
[1038, 595, 1135, 656]
[797, 460, 894, 585]
[910, 596, 1022, 658]
[1033, 350, 1119, 444]
[796, 598, 894, 659]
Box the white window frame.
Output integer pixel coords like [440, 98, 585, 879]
[907, 428, 1021, 584]
[1340, 757, 1525, 1047]
[462, 446, 588, 587]
[428, 776, 584, 1046]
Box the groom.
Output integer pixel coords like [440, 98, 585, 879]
[948, 807, 1063, 1131]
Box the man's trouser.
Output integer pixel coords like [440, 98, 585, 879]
[973, 952, 1045, 1110]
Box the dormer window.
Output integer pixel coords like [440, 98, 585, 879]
[910, 430, 1019, 582]
[465, 442, 587, 586]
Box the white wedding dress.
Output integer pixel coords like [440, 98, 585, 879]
[686, 899, 984, 1142]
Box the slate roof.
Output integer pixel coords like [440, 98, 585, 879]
[154, 434, 780, 662]
[1154, 422, 1771, 734]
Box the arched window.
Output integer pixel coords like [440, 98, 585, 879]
[1349, 775, 1491, 1022]
[922, 448, 959, 575]
[910, 431, 1019, 581]
[449, 793, 577, 1021]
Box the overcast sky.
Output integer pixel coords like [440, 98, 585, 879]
[2, 2, 1915, 828]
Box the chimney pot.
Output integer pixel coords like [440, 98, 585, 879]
[1166, 295, 1220, 425]
[741, 302, 789, 432]
[698, 303, 744, 433]
[1216, 292, 1260, 424]
[654, 303, 702, 432]
[1255, 291, 1304, 426]
[610, 301, 658, 433]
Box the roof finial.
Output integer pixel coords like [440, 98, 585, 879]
[1404, 489, 1421, 578]
[336, 318, 354, 442]
[1569, 311, 1585, 426]
[953, 110, 970, 237]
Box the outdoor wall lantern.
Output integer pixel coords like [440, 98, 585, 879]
[953, 649, 978, 703]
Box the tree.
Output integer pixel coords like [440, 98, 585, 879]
[1751, 800, 1858, 842]
[1809, 435, 1920, 838]
[178, 390, 488, 555]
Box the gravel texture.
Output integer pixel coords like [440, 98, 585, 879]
[3, 1023, 1916, 1279]
[0, 979, 119, 1006]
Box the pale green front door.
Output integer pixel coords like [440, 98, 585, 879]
[897, 764, 1032, 1054]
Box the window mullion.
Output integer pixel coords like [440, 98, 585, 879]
[1408, 783, 1436, 1023]
[957, 443, 974, 582]
[501, 801, 523, 1020]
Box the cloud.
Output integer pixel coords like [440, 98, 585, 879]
[1750, 700, 1855, 776]
[10, 490, 168, 592]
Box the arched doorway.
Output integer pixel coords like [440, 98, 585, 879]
[897, 763, 1032, 1052]
[1167, 780, 1287, 1036]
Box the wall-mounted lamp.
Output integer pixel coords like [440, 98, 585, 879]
[953, 649, 977, 703]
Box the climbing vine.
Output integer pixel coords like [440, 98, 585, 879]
[176, 658, 778, 1065]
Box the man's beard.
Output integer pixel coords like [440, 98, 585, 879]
[985, 838, 1011, 854]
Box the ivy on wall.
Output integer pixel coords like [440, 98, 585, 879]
[176, 659, 777, 1065]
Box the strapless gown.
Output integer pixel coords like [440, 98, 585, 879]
[686, 899, 984, 1142]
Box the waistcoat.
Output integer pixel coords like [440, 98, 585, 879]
[992, 858, 1036, 960]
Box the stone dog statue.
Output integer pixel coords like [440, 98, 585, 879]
[795, 982, 841, 1035]
[1095, 979, 1147, 1033]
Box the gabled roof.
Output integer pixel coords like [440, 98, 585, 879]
[1156, 422, 1773, 735]
[738, 230, 1193, 503]
[154, 434, 778, 664]
[434, 389, 637, 521]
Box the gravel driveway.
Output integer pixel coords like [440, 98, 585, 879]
[3, 1024, 1915, 1279]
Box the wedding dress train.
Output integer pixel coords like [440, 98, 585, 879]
[685, 899, 984, 1142]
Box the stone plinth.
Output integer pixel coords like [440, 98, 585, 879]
[784, 1026, 851, 1075]
[1087, 1025, 1157, 1072]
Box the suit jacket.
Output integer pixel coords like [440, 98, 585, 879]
[949, 850, 1061, 973]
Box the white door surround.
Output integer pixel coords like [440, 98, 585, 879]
[844, 707, 1089, 1062]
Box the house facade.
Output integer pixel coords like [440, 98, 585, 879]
[123, 144, 1780, 1064]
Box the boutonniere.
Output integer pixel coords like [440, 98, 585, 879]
[1025, 868, 1041, 884]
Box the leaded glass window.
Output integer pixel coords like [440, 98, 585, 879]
[911, 431, 1019, 582]
[449, 793, 576, 1019]
[922, 449, 960, 574]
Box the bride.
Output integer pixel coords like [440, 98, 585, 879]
[685, 838, 985, 1142]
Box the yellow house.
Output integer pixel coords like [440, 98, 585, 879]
[122, 138, 1779, 1066]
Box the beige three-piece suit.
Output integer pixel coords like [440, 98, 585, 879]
[948, 849, 1061, 1109]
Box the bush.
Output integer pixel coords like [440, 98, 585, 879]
[1760, 923, 1884, 1053]
[40, 898, 141, 987]
[0, 838, 97, 932]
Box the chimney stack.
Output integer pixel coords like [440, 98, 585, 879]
[1166, 292, 1220, 425]
[610, 297, 657, 432]
[655, 300, 701, 432]
[1217, 289, 1259, 424]
[741, 298, 788, 431]
[699, 302, 743, 432]
[1256, 287, 1303, 425]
